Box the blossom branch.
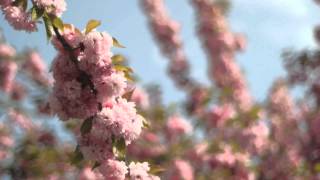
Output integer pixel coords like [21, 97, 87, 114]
[51, 26, 97, 96]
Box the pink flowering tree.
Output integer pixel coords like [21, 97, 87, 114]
[0, 0, 158, 179]
[1, 0, 320, 179]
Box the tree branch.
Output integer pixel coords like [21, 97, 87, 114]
[52, 26, 97, 95]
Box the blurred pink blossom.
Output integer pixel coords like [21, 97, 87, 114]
[166, 115, 192, 139]
[0, 60, 17, 93]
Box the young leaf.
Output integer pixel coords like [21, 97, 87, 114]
[80, 117, 93, 136]
[149, 165, 166, 175]
[31, 7, 37, 20]
[70, 145, 84, 165]
[21, 0, 27, 11]
[247, 105, 261, 120]
[92, 161, 101, 170]
[112, 54, 125, 64]
[112, 137, 126, 160]
[142, 117, 150, 129]
[114, 65, 133, 73]
[64, 23, 82, 34]
[31, 7, 44, 21]
[13, 0, 28, 11]
[43, 14, 53, 41]
[111, 134, 116, 145]
[112, 37, 125, 48]
[63, 23, 73, 30]
[52, 16, 64, 32]
[85, 20, 101, 34]
[315, 163, 320, 172]
[116, 137, 126, 159]
[117, 138, 126, 151]
[124, 72, 134, 82]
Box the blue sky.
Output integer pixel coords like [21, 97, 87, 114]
[1, 0, 319, 104]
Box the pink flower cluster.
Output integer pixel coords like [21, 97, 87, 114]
[215, 145, 249, 166]
[186, 143, 209, 167]
[132, 87, 150, 109]
[50, 29, 119, 120]
[0, 44, 28, 101]
[79, 119, 114, 162]
[206, 104, 235, 128]
[95, 98, 144, 145]
[166, 115, 192, 139]
[141, 0, 194, 89]
[0, 43, 16, 57]
[49, 25, 146, 178]
[79, 99, 144, 165]
[51, 24, 81, 52]
[0, 59, 17, 93]
[192, 0, 253, 111]
[141, 0, 216, 120]
[0, 44, 17, 93]
[267, 81, 300, 147]
[129, 162, 160, 180]
[8, 109, 35, 131]
[0, 44, 27, 99]
[78, 167, 103, 180]
[243, 121, 269, 153]
[167, 159, 194, 180]
[33, 0, 66, 17]
[1, 3, 37, 32]
[0, 123, 14, 161]
[23, 51, 51, 86]
[0, 0, 12, 7]
[78, 97, 144, 160]
[10, 82, 27, 100]
[127, 131, 166, 159]
[99, 159, 127, 180]
[1, 0, 66, 32]
[78, 161, 159, 180]
[268, 80, 295, 119]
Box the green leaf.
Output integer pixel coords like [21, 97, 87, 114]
[248, 105, 261, 120]
[142, 117, 150, 129]
[114, 64, 134, 82]
[149, 165, 165, 175]
[31, 7, 37, 20]
[221, 87, 233, 97]
[114, 65, 133, 73]
[31, 7, 44, 21]
[112, 137, 126, 160]
[118, 138, 126, 150]
[22, 0, 28, 11]
[64, 23, 82, 34]
[70, 145, 84, 165]
[315, 163, 320, 172]
[124, 72, 134, 82]
[85, 20, 101, 34]
[52, 16, 64, 32]
[13, 0, 28, 11]
[80, 117, 93, 136]
[112, 54, 125, 64]
[92, 161, 101, 170]
[112, 37, 125, 48]
[65, 120, 77, 130]
[43, 14, 53, 41]
[63, 23, 73, 30]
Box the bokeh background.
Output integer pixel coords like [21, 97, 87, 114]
[1, 0, 319, 103]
